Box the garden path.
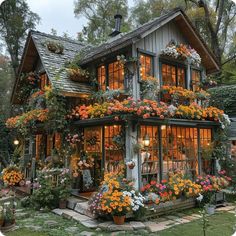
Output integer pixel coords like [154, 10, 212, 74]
[52, 198, 236, 233]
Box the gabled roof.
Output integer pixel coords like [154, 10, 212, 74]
[81, 8, 219, 74]
[12, 8, 220, 103]
[12, 31, 92, 103]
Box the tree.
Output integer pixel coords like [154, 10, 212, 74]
[186, 0, 236, 66]
[0, 55, 14, 168]
[0, 0, 40, 76]
[131, 0, 236, 68]
[0, 55, 14, 115]
[131, 0, 186, 26]
[74, 0, 131, 44]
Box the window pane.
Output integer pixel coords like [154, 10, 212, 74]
[140, 54, 152, 80]
[191, 70, 201, 92]
[140, 125, 159, 187]
[104, 125, 124, 172]
[162, 63, 176, 86]
[177, 68, 185, 88]
[108, 61, 124, 90]
[97, 66, 106, 91]
[161, 126, 198, 180]
[200, 128, 212, 175]
[162, 63, 186, 88]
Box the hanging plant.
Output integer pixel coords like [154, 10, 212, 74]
[66, 67, 90, 82]
[45, 40, 64, 54]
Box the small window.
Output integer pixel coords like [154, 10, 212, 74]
[191, 69, 201, 92]
[108, 61, 124, 90]
[161, 63, 186, 88]
[40, 74, 50, 91]
[97, 65, 106, 91]
[139, 54, 153, 80]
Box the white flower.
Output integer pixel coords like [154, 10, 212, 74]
[196, 193, 203, 202]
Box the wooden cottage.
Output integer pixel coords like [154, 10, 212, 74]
[10, 8, 224, 193]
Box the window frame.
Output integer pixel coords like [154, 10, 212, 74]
[96, 59, 125, 91]
[190, 67, 202, 92]
[137, 48, 155, 82]
[159, 59, 187, 88]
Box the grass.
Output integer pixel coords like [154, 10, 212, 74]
[3, 205, 236, 236]
[158, 212, 235, 236]
[4, 208, 90, 236]
[6, 229, 48, 236]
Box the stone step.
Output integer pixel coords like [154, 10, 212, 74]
[74, 201, 94, 218]
[67, 197, 86, 210]
[52, 208, 99, 229]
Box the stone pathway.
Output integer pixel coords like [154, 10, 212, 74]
[52, 199, 236, 233]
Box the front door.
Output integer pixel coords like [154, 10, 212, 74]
[79, 125, 124, 192]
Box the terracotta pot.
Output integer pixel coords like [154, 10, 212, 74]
[59, 200, 67, 209]
[113, 215, 126, 225]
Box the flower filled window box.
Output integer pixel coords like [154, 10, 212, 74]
[161, 43, 201, 66]
[67, 67, 90, 83]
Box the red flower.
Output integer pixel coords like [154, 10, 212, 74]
[150, 180, 156, 185]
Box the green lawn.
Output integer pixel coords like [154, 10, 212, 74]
[158, 212, 235, 236]
[3, 208, 236, 236]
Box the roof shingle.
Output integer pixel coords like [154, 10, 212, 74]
[31, 31, 92, 95]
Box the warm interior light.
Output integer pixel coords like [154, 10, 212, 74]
[143, 133, 150, 147]
[13, 139, 19, 145]
[161, 125, 166, 130]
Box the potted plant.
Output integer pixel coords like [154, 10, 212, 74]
[58, 188, 70, 209]
[126, 160, 135, 170]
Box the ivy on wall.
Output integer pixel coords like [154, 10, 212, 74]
[208, 86, 236, 116]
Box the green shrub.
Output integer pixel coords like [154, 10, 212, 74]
[208, 86, 236, 116]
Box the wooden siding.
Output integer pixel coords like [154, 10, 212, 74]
[134, 21, 188, 81]
[135, 21, 188, 54]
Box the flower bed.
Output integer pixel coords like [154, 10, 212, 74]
[141, 171, 231, 209]
[160, 86, 210, 103]
[142, 198, 196, 219]
[5, 109, 48, 132]
[69, 97, 229, 128]
[88, 170, 145, 223]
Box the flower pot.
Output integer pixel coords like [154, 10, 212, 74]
[205, 205, 215, 215]
[113, 215, 126, 225]
[128, 163, 135, 169]
[59, 200, 67, 209]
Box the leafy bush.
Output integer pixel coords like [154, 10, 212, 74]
[209, 86, 236, 116]
[20, 196, 32, 208]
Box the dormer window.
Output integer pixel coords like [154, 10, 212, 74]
[161, 62, 186, 88]
[139, 53, 153, 80]
[97, 60, 124, 91]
